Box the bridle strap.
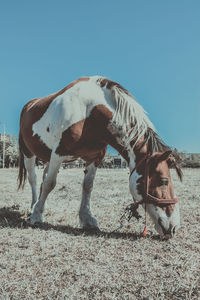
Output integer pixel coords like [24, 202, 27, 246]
[146, 193, 179, 204]
[129, 154, 149, 179]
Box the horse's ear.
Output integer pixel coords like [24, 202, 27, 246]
[150, 151, 172, 168]
[167, 154, 183, 181]
[157, 150, 172, 163]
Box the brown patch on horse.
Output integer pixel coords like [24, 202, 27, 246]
[19, 77, 89, 161]
[55, 104, 111, 162]
[55, 104, 129, 163]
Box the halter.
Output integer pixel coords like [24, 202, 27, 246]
[129, 153, 179, 237]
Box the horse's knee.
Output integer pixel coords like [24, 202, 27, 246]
[44, 178, 56, 192]
[50, 179, 56, 191]
[28, 172, 36, 186]
[83, 179, 93, 193]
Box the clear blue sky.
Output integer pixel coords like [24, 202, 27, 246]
[0, 0, 199, 153]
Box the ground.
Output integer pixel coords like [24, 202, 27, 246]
[0, 167, 199, 300]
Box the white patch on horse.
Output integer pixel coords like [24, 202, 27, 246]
[128, 150, 143, 202]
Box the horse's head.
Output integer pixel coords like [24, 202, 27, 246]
[129, 150, 182, 238]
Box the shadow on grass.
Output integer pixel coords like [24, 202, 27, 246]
[0, 206, 157, 241]
[0, 205, 25, 227]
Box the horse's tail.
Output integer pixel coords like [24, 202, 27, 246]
[18, 134, 27, 190]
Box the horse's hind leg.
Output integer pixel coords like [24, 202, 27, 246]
[28, 152, 62, 224]
[79, 162, 99, 231]
[24, 156, 37, 208]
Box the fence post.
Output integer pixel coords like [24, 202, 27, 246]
[2, 124, 6, 168]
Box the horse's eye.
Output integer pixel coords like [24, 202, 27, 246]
[160, 178, 169, 186]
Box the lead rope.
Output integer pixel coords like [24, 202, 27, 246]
[141, 203, 147, 237]
[110, 201, 142, 234]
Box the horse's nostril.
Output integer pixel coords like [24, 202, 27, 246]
[158, 218, 176, 237]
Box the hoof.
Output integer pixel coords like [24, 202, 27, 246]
[27, 213, 43, 225]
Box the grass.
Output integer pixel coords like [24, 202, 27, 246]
[0, 167, 199, 299]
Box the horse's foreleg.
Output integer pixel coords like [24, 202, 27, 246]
[28, 153, 62, 224]
[79, 162, 99, 230]
[24, 156, 37, 208]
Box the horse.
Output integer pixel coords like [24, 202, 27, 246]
[18, 76, 182, 238]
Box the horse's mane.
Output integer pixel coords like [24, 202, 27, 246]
[97, 77, 183, 180]
[145, 127, 171, 153]
[100, 79, 155, 148]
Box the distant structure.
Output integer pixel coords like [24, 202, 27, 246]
[99, 154, 127, 168]
[60, 154, 128, 169]
[62, 158, 85, 169]
[179, 152, 200, 168]
[0, 133, 19, 168]
[39, 151, 200, 169]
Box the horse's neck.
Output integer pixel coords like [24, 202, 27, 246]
[107, 134, 148, 172]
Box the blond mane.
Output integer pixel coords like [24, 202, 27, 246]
[98, 77, 155, 149]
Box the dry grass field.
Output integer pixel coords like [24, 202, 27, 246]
[0, 167, 199, 300]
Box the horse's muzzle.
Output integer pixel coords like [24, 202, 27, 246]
[158, 218, 178, 239]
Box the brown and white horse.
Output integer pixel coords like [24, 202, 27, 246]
[18, 76, 182, 238]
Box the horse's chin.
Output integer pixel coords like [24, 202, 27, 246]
[154, 223, 180, 239]
[154, 223, 172, 239]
